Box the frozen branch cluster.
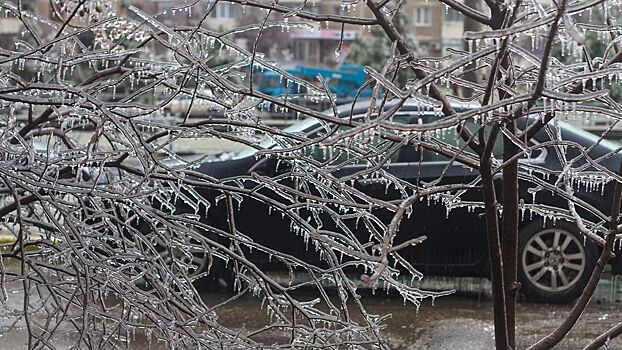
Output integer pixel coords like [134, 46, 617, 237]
[0, 0, 622, 348]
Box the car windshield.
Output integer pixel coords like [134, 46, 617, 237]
[234, 113, 621, 161]
[234, 117, 321, 159]
[558, 120, 620, 151]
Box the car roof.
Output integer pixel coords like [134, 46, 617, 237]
[233, 99, 482, 159]
[333, 97, 481, 116]
[237, 99, 621, 162]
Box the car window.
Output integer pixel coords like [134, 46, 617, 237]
[234, 117, 322, 159]
[411, 120, 544, 163]
[236, 114, 545, 164]
[305, 113, 412, 165]
[419, 121, 503, 162]
[394, 144, 421, 162]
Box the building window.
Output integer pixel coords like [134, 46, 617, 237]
[294, 41, 308, 62]
[415, 7, 431, 26]
[444, 8, 462, 23]
[210, 3, 235, 18]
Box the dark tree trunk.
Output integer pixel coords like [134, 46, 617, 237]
[502, 121, 519, 349]
[481, 150, 509, 350]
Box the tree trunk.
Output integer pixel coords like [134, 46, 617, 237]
[481, 151, 509, 350]
[502, 121, 519, 349]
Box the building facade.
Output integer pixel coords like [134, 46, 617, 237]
[0, 0, 467, 67]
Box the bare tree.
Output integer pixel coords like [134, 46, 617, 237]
[1, 0, 622, 349]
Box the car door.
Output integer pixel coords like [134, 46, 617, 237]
[343, 114, 497, 277]
[229, 122, 351, 271]
[396, 118, 493, 276]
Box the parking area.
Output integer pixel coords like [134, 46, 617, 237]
[200, 276, 621, 350]
[1, 273, 620, 349]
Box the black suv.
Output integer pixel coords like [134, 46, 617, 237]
[156, 100, 622, 303]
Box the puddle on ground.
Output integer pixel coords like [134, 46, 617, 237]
[0, 272, 619, 349]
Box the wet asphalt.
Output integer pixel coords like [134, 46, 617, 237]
[1, 276, 621, 349]
[201, 280, 622, 350]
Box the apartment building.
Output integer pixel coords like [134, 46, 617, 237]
[0, 0, 37, 48]
[139, 0, 464, 67]
[403, 0, 465, 57]
[0, 0, 466, 66]
[199, 0, 364, 67]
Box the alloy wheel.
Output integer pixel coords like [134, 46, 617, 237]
[153, 224, 209, 278]
[521, 228, 586, 292]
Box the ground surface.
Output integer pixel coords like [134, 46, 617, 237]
[1, 250, 621, 349]
[204, 280, 622, 350]
[6, 276, 619, 349]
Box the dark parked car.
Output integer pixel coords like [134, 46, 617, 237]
[159, 100, 622, 303]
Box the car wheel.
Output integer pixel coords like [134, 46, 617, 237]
[518, 220, 598, 303]
[149, 222, 227, 290]
[153, 233, 208, 279]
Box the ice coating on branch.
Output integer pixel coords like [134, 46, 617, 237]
[1, 0, 622, 347]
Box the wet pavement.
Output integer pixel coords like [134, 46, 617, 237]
[202, 279, 622, 350]
[1, 276, 621, 349]
[375, 293, 622, 349]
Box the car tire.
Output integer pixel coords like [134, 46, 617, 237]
[149, 221, 228, 291]
[518, 219, 598, 303]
